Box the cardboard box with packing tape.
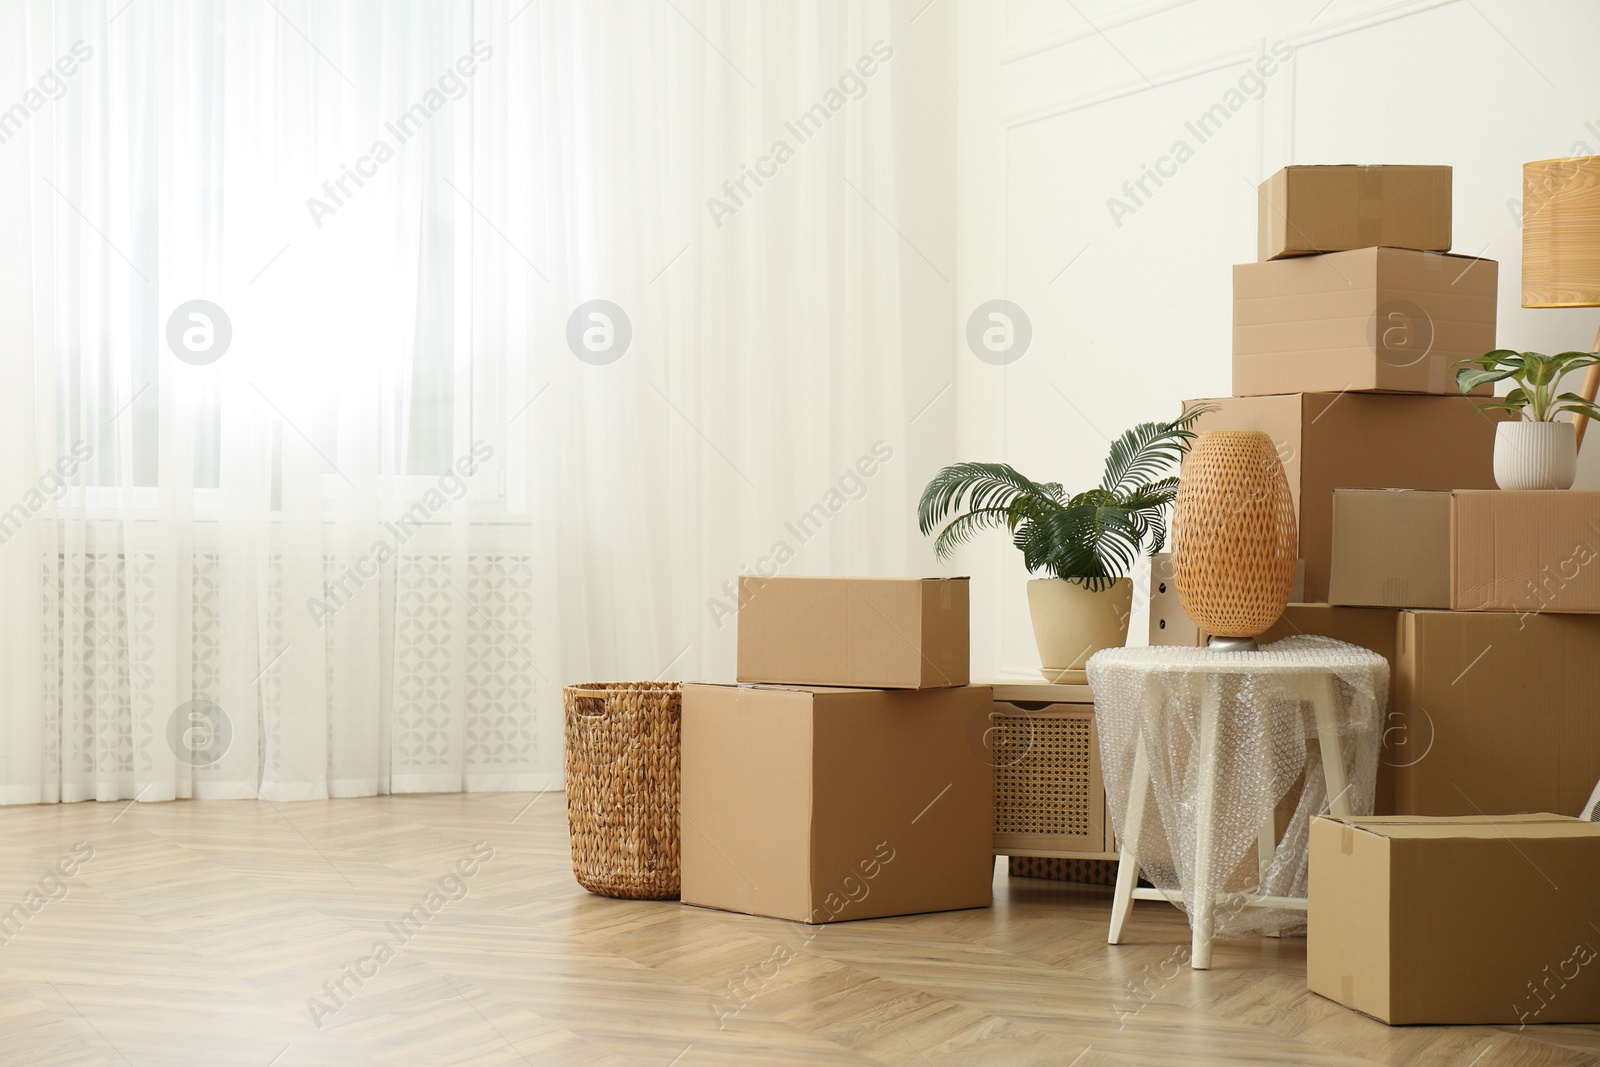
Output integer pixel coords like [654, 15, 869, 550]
[1330, 488, 1600, 613]
[680, 682, 994, 923]
[1309, 814, 1600, 1025]
[736, 575, 969, 689]
[1233, 247, 1497, 397]
[1256, 164, 1452, 261]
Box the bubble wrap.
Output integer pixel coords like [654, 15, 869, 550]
[1088, 636, 1388, 937]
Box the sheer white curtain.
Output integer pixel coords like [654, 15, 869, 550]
[0, 0, 921, 806]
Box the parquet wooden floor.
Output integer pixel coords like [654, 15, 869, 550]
[1, 793, 1595, 1066]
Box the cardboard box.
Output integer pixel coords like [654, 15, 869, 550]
[1453, 490, 1600, 613]
[1329, 489, 1452, 608]
[1391, 610, 1600, 817]
[1257, 164, 1452, 261]
[680, 683, 994, 923]
[1309, 814, 1600, 1025]
[736, 576, 969, 689]
[1233, 247, 1497, 396]
[1331, 489, 1600, 613]
[1188, 394, 1504, 602]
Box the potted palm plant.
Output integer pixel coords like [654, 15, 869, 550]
[1455, 350, 1600, 490]
[917, 405, 1209, 681]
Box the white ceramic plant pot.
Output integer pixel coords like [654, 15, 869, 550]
[1026, 578, 1133, 683]
[1493, 420, 1577, 491]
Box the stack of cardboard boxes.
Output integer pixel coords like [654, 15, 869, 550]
[1326, 488, 1600, 818]
[679, 576, 996, 923]
[1147, 165, 1600, 1024]
[1152, 163, 1600, 818]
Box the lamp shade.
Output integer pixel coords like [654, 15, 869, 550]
[1523, 155, 1600, 308]
[1170, 431, 1298, 640]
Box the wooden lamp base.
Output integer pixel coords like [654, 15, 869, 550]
[1571, 322, 1600, 451]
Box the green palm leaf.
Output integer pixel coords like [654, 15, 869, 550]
[915, 405, 1204, 584]
[930, 508, 1014, 560]
[1099, 405, 1214, 494]
[917, 462, 1060, 537]
[1016, 506, 1142, 588]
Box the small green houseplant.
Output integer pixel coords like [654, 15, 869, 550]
[917, 404, 1210, 679]
[1455, 350, 1600, 490]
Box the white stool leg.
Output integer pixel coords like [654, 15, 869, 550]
[1257, 805, 1280, 937]
[1313, 674, 1353, 817]
[1257, 684, 1307, 939]
[1257, 809, 1276, 885]
[1190, 680, 1224, 970]
[1108, 732, 1150, 945]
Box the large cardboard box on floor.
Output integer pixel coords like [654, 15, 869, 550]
[1331, 489, 1600, 613]
[736, 576, 969, 689]
[1233, 247, 1496, 396]
[1391, 610, 1600, 816]
[1309, 814, 1600, 1025]
[1257, 164, 1452, 261]
[1187, 394, 1503, 602]
[681, 683, 993, 923]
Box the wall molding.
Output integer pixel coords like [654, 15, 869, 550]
[1004, 38, 1271, 131]
[1274, 0, 1460, 163]
[1002, 0, 1196, 65]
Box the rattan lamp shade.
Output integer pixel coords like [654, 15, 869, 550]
[1170, 431, 1298, 640]
[1523, 156, 1600, 308]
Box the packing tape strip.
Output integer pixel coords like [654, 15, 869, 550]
[1357, 167, 1383, 246]
[1341, 974, 1354, 1003]
[1428, 355, 1450, 393]
[1341, 825, 1354, 855]
[941, 581, 952, 609]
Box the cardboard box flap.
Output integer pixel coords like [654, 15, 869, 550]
[692, 682, 893, 697]
[1321, 813, 1600, 840]
[680, 683, 817, 920]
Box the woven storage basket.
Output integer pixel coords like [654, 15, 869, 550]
[1171, 430, 1298, 639]
[563, 681, 682, 900]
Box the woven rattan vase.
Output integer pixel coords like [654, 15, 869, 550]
[563, 681, 682, 900]
[1170, 430, 1298, 640]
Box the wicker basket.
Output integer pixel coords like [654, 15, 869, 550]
[563, 681, 682, 900]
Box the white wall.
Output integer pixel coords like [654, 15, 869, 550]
[949, 0, 1600, 679]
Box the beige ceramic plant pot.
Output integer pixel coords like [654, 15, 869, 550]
[1026, 578, 1133, 683]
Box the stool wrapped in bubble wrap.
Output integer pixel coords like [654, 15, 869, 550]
[1088, 636, 1387, 938]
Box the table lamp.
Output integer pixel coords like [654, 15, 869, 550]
[1523, 155, 1600, 446]
[1170, 430, 1298, 651]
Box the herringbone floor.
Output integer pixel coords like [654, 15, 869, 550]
[0, 793, 1596, 1066]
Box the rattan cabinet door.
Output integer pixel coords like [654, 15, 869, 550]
[990, 701, 1106, 855]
